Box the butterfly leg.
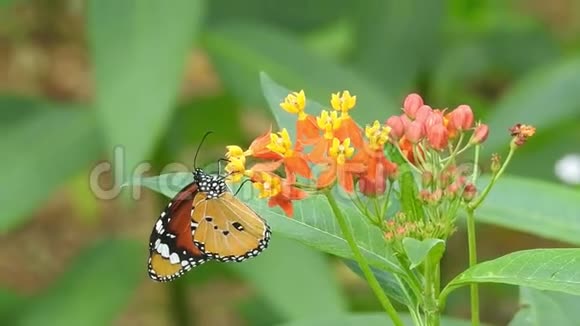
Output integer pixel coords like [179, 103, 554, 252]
[233, 178, 252, 197]
[217, 158, 230, 175]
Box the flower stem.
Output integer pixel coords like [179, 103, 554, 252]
[466, 208, 479, 326]
[395, 144, 422, 174]
[424, 258, 440, 326]
[468, 145, 516, 210]
[471, 144, 480, 184]
[324, 190, 403, 326]
[169, 278, 192, 326]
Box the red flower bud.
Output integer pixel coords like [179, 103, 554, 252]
[403, 93, 424, 119]
[415, 105, 433, 123]
[401, 114, 411, 129]
[463, 183, 477, 202]
[427, 124, 449, 150]
[425, 109, 444, 129]
[405, 121, 425, 143]
[385, 115, 405, 140]
[450, 104, 474, 131]
[471, 123, 489, 144]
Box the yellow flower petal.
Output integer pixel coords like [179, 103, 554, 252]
[330, 90, 357, 114]
[365, 120, 391, 151]
[266, 128, 294, 157]
[280, 90, 306, 116]
[317, 110, 342, 139]
[252, 172, 281, 198]
[225, 145, 245, 159]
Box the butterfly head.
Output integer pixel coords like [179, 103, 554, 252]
[193, 168, 227, 199]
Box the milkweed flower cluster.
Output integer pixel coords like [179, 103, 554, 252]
[224, 89, 534, 246]
[224, 90, 397, 216]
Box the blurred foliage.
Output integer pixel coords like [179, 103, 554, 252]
[0, 0, 579, 325]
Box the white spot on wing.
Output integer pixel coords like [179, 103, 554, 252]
[157, 243, 170, 258]
[169, 252, 180, 264]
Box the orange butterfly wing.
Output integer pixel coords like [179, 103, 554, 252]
[191, 192, 271, 262]
[148, 183, 208, 282]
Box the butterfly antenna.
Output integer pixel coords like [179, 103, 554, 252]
[194, 131, 214, 169]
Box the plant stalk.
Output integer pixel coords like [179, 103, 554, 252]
[424, 258, 440, 326]
[466, 208, 480, 326]
[169, 278, 192, 326]
[469, 145, 515, 210]
[324, 190, 404, 326]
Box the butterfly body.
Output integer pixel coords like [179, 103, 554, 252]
[148, 168, 270, 282]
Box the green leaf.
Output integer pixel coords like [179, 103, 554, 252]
[432, 22, 559, 105]
[441, 249, 580, 304]
[206, 0, 350, 33]
[204, 22, 398, 125]
[353, 0, 444, 96]
[277, 312, 474, 326]
[234, 237, 347, 319]
[402, 238, 446, 269]
[387, 148, 425, 222]
[474, 175, 580, 245]
[344, 260, 412, 306]
[88, 0, 205, 181]
[0, 102, 101, 233]
[16, 239, 143, 326]
[398, 164, 425, 222]
[509, 287, 580, 326]
[484, 57, 580, 154]
[127, 173, 403, 275]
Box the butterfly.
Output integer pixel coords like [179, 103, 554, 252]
[147, 135, 271, 282]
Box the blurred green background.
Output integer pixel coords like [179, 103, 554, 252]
[0, 0, 579, 325]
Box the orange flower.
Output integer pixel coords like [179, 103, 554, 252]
[246, 126, 282, 160]
[355, 121, 398, 196]
[335, 117, 364, 149]
[331, 91, 364, 148]
[252, 172, 307, 217]
[310, 110, 342, 163]
[356, 150, 397, 196]
[316, 109, 341, 140]
[280, 90, 319, 145]
[317, 138, 365, 192]
[296, 115, 320, 145]
[224, 154, 283, 183]
[267, 128, 312, 179]
[398, 136, 423, 165]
